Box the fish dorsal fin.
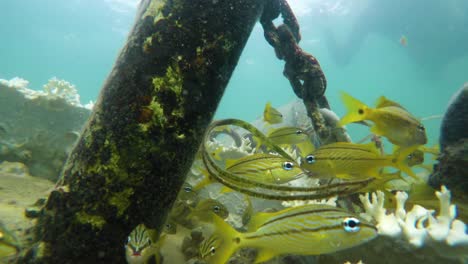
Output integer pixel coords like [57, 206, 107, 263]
[264, 101, 272, 113]
[375, 96, 407, 110]
[360, 142, 382, 155]
[254, 249, 277, 264]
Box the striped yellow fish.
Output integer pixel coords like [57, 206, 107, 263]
[226, 153, 306, 184]
[266, 127, 309, 145]
[301, 142, 418, 179]
[263, 102, 283, 124]
[201, 205, 377, 264]
[125, 224, 165, 264]
[339, 92, 427, 147]
[202, 119, 374, 200]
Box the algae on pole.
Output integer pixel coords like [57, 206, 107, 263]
[24, 0, 266, 262]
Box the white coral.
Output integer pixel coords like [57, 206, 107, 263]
[205, 136, 254, 161]
[0, 77, 88, 108]
[0, 77, 29, 89]
[42, 77, 81, 106]
[281, 195, 337, 208]
[360, 186, 468, 250]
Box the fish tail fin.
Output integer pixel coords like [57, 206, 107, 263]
[339, 91, 370, 126]
[208, 214, 241, 264]
[392, 146, 420, 180]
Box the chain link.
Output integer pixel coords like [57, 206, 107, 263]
[260, 0, 331, 141]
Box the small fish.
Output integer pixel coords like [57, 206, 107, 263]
[301, 142, 419, 179]
[400, 144, 439, 167]
[400, 35, 408, 46]
[201, 205, 377, 264]
[162, 220, 177, 235]
[339, 92, 427, 147]
[226, 153, 306, 184]
[188, 198, 229, 222]
[177, 183, 199, 202]
[125, 224, 165, 264]
[405, 149, 425, 167]
[263, 102, 283, 124]
[266, 127, 309, 145]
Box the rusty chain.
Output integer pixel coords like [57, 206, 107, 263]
[260, 0, 333, 142]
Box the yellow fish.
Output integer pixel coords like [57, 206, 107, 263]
[125, 224, 165, 264]
[301, 142, 418, 179]
[188, 198, 229, 222]
[263, 102, 283, 124]
[339, 92, 427, 147]
[399, 144, 439, 168]
[405, 149, 425, 167]
[226, 153, 306, 184]
[201, 204, 377, 264]
[266, 127, 309, 145]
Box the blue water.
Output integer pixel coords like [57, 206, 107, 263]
[1, 0, 467, 146]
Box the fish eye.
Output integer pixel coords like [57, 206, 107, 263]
[183, 185, 192, 192]
[210, 246, 216, 255]
[305, 155, 315, 164]
[295, 130, 303, 135]
[282, 161, 294, 170]
[343, 217, 360, 232]
[417, 125, 425, 131]
[213, 205, 220, 213]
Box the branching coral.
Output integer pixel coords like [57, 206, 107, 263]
[0, 77, 88, 108]
[359, 186, 468, 250]
[42, 77, 81, 106]
[205, 136, 255, 161]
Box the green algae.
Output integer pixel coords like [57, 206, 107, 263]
[75, 212, 106, 229]
[109, 188, 134, 218]
[86, 139, 128, 182]
[152, 64, 183, 97]
[143, 0, 166, 22]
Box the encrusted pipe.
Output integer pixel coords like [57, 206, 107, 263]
[24, 0, 266, 262]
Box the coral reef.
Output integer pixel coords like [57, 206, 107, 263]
[0, 77, 90, 181]
[359, 186, 468, 260]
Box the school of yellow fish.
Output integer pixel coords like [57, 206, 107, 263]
[126, 93, 441, 264]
